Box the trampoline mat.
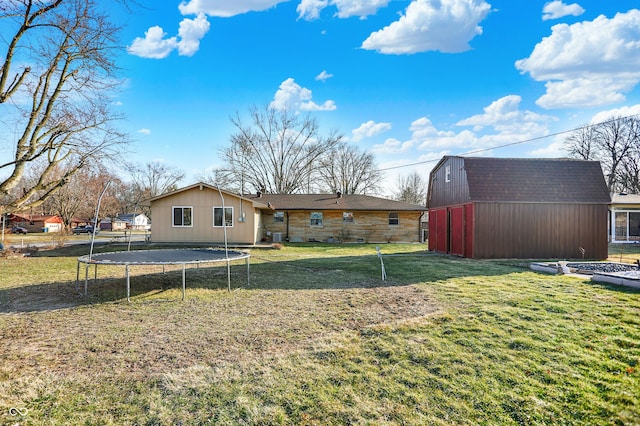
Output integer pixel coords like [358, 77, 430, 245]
[78, 248, 249, 265]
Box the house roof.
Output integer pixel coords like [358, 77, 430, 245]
[9, 214, 63, 223]
[611, 193, 640, 205]
[143, 182, 271, 209]
[456, 157, 611, 203]
[245, 193, 427, 211]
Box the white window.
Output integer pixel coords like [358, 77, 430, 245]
[173, 206, 192, 227]
[274, 211, 284, 223]
[445, 165, 451, 183]
[343, 212, 354, 223]
[388, 212, 399, 226]
[213, 207, 233, 227]
[310, 212, 323, 226]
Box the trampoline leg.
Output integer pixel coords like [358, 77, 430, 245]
[94, 264, 98, 281]
[76, 262, 80, 292]
[246, 257, 250, 286]
[126, 264, 130, 302]
[84, 264, 89, 297]
[182, 264, 186, 301]
[227, 260, 231, 292]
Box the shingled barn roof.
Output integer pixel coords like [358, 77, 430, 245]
[462, 157, 611, 203]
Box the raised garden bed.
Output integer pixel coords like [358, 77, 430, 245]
[530, 261, 640, 289]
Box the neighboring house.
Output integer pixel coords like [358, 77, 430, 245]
[145, 182, 427, 245]
[609, 193, 640, 243]
[427, 156, 611, 259]
[144, 183, 271, 245]
[99, 217, 128, 231]
[116, 213, 151, 230]
[248, 191, 427, 243]
[7, 214, 64, 233]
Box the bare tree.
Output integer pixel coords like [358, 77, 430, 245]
[564, 124, 597, 160]
[595, 116, 639, 191]
[223, 105, 342, 194]
[564, 116, 640, 192]
[41, 164, 123, 227]
[127, 161, 185, 198]
[0, 0, 129, 213]
[317, 142, 382, 194]
[394, 171, 428, 205]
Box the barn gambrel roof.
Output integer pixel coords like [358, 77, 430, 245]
[447, 157, 611, 204]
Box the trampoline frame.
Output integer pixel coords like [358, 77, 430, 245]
[76, 248, 250, 301]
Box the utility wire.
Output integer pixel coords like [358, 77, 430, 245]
[379, 113, 640, 172]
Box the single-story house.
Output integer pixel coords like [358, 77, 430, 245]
[99, 217, 128, 231]
[609, 193, 640, 243]
[145, 182, 427, 245]
[116, 213, 151, 230]
[144, 183, 271, 245]
[427, 156, 611, 259]
[249, 191, 427, 243]
[7, 214, 64, 233]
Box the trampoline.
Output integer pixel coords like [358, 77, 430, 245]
[76, 248, 250, 301]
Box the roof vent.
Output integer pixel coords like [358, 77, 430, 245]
[257, 190, 262, 198]
[337, 190, 342, 198]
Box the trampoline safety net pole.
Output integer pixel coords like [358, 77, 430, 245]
[182, 264, 186, 301]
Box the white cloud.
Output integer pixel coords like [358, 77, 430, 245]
[361, 0, 492, 54]
[456, 95, 556, 134]
[297, 0, 328, 20]
[297, 0, 389, 20]
[527, 139, 566, 157]
[351, 120, 392, 141]
[138, 128, 152, 135]
[179, 0, 288, 17]
[542, 1, 585, 21]
[315, 70, 333, 82]
[270, 78, 337, 111]
[516, 10, 640, 109]
[128, 14, 210, 58]
[590, 104, 640, 125]
[177, 13, 211, 56]
[371, 137, 415, 154]
[128, 26, 178, 59]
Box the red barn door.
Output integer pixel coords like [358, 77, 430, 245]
[449, 206, 464, 256]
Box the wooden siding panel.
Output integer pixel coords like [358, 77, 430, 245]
[428, 157, 470, 208]
[150, 187, 258, 244]
[473, 203, 608, 259]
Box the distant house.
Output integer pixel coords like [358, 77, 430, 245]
[116, 213, 151, 230]
[145, 182, 427, 245]
[427, 156, 611, 259]
[609, 193, 640, 243]
[99, 217, 128, 231]
[7, 213, 64, 233]
[249, 192, 427, 243]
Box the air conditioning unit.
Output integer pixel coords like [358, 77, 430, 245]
[273, 232, 282, 243]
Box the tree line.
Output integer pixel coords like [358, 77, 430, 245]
[564, 115, 640, 193]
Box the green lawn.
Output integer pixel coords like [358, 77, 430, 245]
[0, 243, 638, 425]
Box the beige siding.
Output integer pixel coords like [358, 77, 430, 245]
[262, 210, 423, 243]
[150, 186, 260, 244]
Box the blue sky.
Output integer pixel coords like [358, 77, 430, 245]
[117, 0, 640, 196]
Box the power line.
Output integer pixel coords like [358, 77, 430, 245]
[379, 113, 640, 172]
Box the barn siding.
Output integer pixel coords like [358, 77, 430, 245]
[428, 157, 469, 208]
[473, 202, 608, 259]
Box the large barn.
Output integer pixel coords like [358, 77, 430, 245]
[427, 156, 611, 259]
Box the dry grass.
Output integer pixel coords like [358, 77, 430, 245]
[0, 242, 638, 424]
